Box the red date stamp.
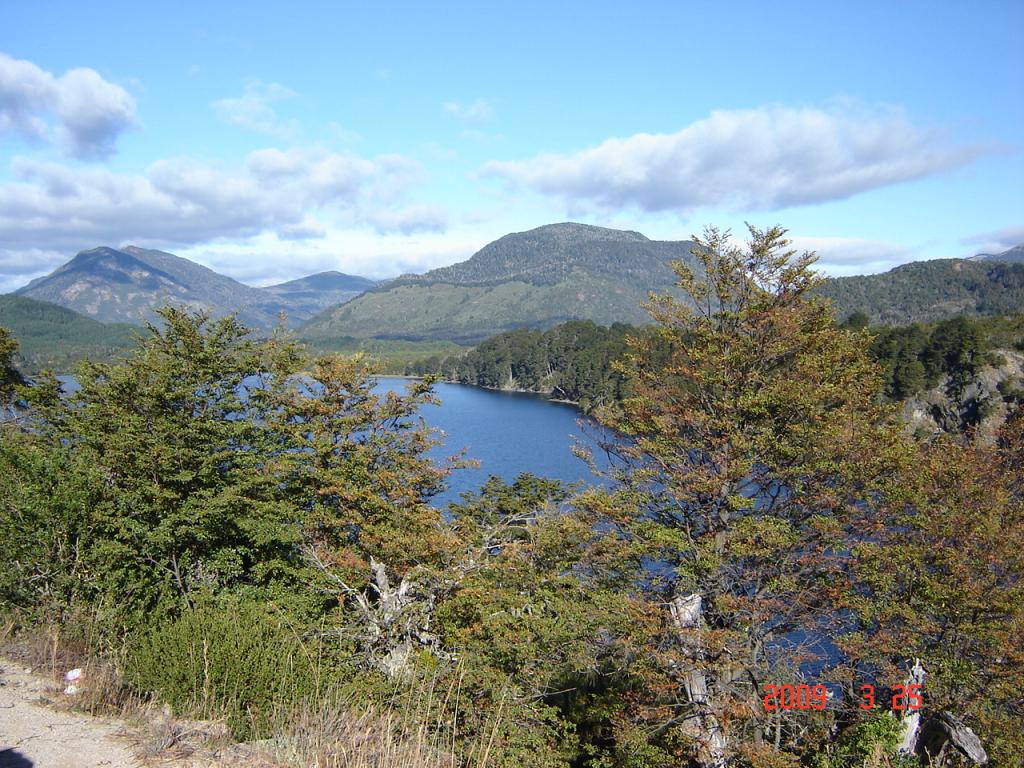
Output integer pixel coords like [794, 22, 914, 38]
[762, 683, 922, 712]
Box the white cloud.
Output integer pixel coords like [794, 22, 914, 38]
[0, 52, 137, 160]
[367, 203, 448, 235]
[443, 98, 495, 124]
[212, 80, 298, 139]
[482, 104, 988, 214]
[0, 146, 445, 277]
[180, 229, 483, 287]
[789, 235, 914, 276]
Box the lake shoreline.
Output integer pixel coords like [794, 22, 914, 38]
[378, 374, 582, 409]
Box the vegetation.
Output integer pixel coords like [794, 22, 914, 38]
[0, 294, 139, 372]
[304, 335, 469, 373]
[855, 314, 1024, 400]
[817, 258, 1024, 325]
[1, 227, 1021, 766]
[414, 312, 1024, 416]
[298, 223, 692, 342]
[407, 320, 636, 410]
[1, 325, 23, 402]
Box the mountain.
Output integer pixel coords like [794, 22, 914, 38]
[15, 246, 375, 330]
[0, 294, 140, 372]
[16, 246, 286, 329]
[974, 244, 1024, 264]
[299, 223, 697, 343]
[817, 258, 1024, 325]
[261, 271, 377, 320]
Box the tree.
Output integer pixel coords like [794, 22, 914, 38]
[27, 307, 307, 625]
[845, 412, 1024, 764]
[282, 354, 464, 676]
[577, 226, 913, 766]
[839, 311, 870, 331]
[0, 326, 25, 406]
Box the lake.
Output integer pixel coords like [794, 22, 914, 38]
[375, 378, 606, 507]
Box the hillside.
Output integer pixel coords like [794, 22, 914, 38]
[0, 294, 140, 372]
[301, 225, 1024, 343]
[300, 223, 697, 343]
[817, 258, 1024, 325]
[261, 271, 376, 320]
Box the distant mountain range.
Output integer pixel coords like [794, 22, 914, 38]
[817, 257, 1024, 325]
[261, 271, 377, 321]
[14, 246, 374, 330]
[4, 228, 1024, 360]
[299, 223, 697, 343]
[300, 224, 1024, 342]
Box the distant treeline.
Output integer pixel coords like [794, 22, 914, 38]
[406, 320, 639, 410]
[840, 312, 1024, 399]
[410, 313, 1024, 410]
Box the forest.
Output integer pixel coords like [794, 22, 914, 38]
[1, 227, 1021, 767]
[410, 308, 1024, 416]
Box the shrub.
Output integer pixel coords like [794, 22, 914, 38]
[128, 598, 317, 738]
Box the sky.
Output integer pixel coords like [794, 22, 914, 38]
[1, 0, 1022, 293]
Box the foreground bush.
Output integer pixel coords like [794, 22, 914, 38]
[128, 598, 317, 738]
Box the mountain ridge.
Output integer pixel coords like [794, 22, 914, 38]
[15, 247, 375, 330]
[974, 244, 1024, 264]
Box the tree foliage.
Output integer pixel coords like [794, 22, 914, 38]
[577, 226, 914, 765]
[844, 412, 1024, 764]
[2, 230, 1021, 764]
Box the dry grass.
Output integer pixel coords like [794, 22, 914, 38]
[245, 673, 508, 768]
[1, 617, 510, 768]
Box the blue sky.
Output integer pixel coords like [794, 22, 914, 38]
[1, 0, 1021, 291]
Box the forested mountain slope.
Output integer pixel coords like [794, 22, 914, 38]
[299, 223, 698, 343]
[0, 294, 139, 371]
[817, 258, 1024, 324]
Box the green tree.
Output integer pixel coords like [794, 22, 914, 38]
[578, 226, 912, 766]
[282, 354, 465, 676]
[839, 310, 870, 331]
[0, 326, 25, 406]
[27, 307, 306, 626]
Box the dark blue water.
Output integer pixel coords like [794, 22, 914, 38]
[375, 378, 605, 507]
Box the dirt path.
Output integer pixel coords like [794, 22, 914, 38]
[0, 659, 141, 768]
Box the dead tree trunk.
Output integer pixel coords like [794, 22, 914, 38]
[917, 713, 989, 766]
[670, 592, 728, 768]
[897, 658, 927, 754]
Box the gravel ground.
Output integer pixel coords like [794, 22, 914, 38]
[0, 659, 140, 768]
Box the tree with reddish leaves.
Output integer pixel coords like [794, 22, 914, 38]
[577, 226, 914, 766]
[845, 411, 1024, 765]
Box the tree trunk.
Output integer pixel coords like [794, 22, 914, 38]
[917, 712, 988, 766]
[669, 592, 728, 768]
[897, 658, 926, 754]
